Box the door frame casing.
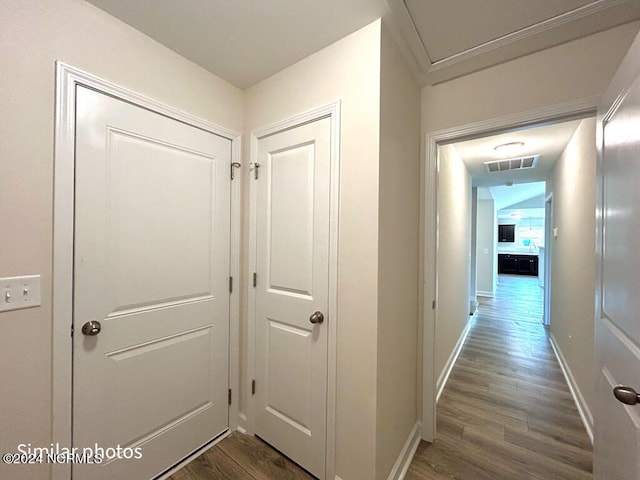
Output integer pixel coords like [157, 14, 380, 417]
[246, 102, 341, 480]
[422, 95, 599, 441]
[544, 193, 553, 327]
[52, 62, 242, 480]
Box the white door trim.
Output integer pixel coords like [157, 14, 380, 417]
[543, 193, 553, 327]
[421, 95, 599, 441]
[246, 101, 341, 480]
[52, 62, 242, 480]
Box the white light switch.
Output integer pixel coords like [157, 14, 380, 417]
[483, 248, 489, 255]
[0, 275, 41, 313]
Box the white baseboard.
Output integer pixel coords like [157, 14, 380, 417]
[386, 421, 421, 480]
[476, 290, 494, 298]
[157, 429, 231, 479]
[436, 313, 476, 403]
[549, 334, 594, 444]
[236, 412, 248, 434]
[334, 421, 421, 480]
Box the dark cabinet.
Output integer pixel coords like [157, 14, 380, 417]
[500, 255, 519, 274]
[498, 254, 538, 276]
[498, 224, 515, 242]
[518, 256, 538, 275]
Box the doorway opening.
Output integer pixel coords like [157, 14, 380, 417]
[419, 112, 598, 476]
[422, 99, 598, 443]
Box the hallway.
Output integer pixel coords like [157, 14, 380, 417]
[171, 275, 592, 480]
[406, 275, 592, 480]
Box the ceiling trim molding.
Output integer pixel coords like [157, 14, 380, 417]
[425, 0, 629, 73]
[386, 0, 433, 71]
[426, 0, 627, 73]
[388, 0, 637, 84]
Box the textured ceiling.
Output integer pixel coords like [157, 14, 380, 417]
[404, 0, 593, 62]
[85, 0, 640, 89]
[489, 183, 546, 212]
[394, 0, 640, 83]
[85, 0, 389, 89]
[452, 119, 582, 188]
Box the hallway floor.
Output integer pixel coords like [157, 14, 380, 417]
[169, 431, 314, 480]
[406, 274, 592, 480]
[171, 274, 592, 480]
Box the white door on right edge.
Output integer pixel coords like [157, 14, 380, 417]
[594, 34, 640, 480]
[254, 116, 331, 478]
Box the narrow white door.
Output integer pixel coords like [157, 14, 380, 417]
[73, 86, 230, 479]
[594, 35, 640, 479]
[254, 116, 331, 478]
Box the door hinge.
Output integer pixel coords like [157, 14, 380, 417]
[71, 324, 74, 337]
[253, 272, 257, 288]
[230, 162, 241, 180]
[228, 389, 232, 405]
[254, 163, 260, 180]
[432, 299, 436, 310]
[229, 276, 233, 294]
[251, 379, 256, 395]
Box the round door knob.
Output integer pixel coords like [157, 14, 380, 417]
[309, 311, 324, 325]
[613, 385, 640, 405]
[81, 320, 102, 336]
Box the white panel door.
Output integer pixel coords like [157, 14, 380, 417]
[594, 38, 640, 479]
[73, 86, 230, 479]
[254, 117, 331, 478]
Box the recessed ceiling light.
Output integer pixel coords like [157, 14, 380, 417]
[494, 141, 525, 157]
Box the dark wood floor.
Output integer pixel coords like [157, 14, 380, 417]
[406, 275, 592, 480]
[172, 274, 592, 480]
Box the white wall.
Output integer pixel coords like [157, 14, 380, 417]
[243, 21, 383, 480]
[476, 199, 496, 296]
[470, 188, 478, 302]
[548, 117, 597, 430]
[376, 25, 421, 480]
[436, 145, 472, 379]
[0, 2, 242, 479]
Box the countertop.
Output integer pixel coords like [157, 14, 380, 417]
[497, 251, 539, 256]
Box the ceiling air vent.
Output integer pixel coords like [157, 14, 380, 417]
[484, 155, 539, 173]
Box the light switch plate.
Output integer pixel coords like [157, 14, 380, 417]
[0, 275, 41, 313]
